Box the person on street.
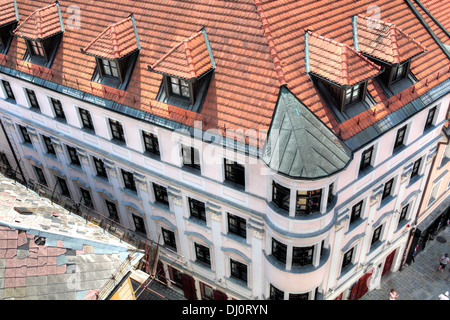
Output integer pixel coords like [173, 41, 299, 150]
[389, 289, 399, 300]
[438, 291, 449, 300]
[438, 253, 450, 272]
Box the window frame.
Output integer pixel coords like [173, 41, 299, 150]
[132, 213, 146, 235]
[224, 158, 245, 188]
[227, 213, 247, 239]
[382, 178, 394, 200]
[392, 61, 408, 82]
[271, 238, 287, 264]
[342, 247, 354, 270]
[108, 119, 126, 143]
[42, 135, 56, 155]
[230, 259, 248, 284]
[93, 157, 108, 179]
[99, 58, 119, 79]
[79, 108, 95, 131]
[292, 245, 314, 267]
[270, 284, 284, 300]
[28, 40, 45, 58]
[359, 146, 374, 172]
[410, 158, 422, 179]
[424, 106, 437, 131]
[18, 125, 32, 144]
[189, 197, 206, 221]
[393, 125, 407, 150]
[399, 203, 409, 223]
[50, 98, 66, 120]
[33, 165, 47, 186]
[121, 169, 137, 192]
[142, 131, 160, 156]
[169, 77, 191, 99]
[295, 189, 322, 216]
[181, 145, 201, 170]
[153, 183, 169, 205]
[162, 227, 177, 251]
[371, 225, 382, 246]
[2, 80, 15, 100]
[25, 88, 40, 110]
[194, 242, 211, 267]
[105, 199, 119, 222]
[66, 145, 81, 166]
[79, 187, 93, 209]
[350, 200, 364, 223]
[56, 176, 70, 198]
[344, 83, 363, 106]
[272, 181, 290, 212]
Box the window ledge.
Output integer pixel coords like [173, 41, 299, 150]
[223, 179, 246, 192]
[20, 142, 34, 150]
[358, 165, 375, 179]
[120, 187, 140, 200]
[378, 195, 396, 210]
[221, 232, 249, 247]
[407, 174, 423, 188]
[67, 163, 83, 173]
[150, 200, 171, 213]
[392, 144, 407, 156]
[92, 174, 110, 185]
[184, 216, 209, 229]
[110, 138, 127, 147]
[43, 153, 59, 161]
[224, 276, 250, 291]
[191, 259, 212, 271]
[346, 217, 367, 235]
[180, 164, 201, 175]
[80, 127, 96, 135]
[395, 219, 410, 233]
[143, 151, 161, 161]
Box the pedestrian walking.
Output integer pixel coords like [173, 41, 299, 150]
[438, 291, 449, 300]
[438, 253, 449, 272]
[389, 289, 399, 300]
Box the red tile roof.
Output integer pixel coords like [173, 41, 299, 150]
[82, 15, 139, 60]
[420, 0, 450, 35]
[13, 2, 63, 40]
[149, 30, 213, 80]
[356, 14, 427, 64]
[0, 0, 18, 27]
[0, 0, 448, 147]
[307, 31, 381, 86]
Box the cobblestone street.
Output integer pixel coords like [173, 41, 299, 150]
[361, 225, 450, 300]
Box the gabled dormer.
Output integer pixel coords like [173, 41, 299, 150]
[352, 14, 426, 88]
[80, 14, 140, 90]
[305, 31, 382, 113]
[12, 1, 64, 67]
[148, 28, 215, 111]
[0, 0, 19, 54]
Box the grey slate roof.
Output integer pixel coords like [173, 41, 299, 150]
[0, 174, 143, 300]
[261, 86, 352, 179]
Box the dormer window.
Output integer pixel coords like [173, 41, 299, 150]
[149, 28, 215, 111]
[81, 15, 140, 90]
[352, 15, 425, 89]
[305, 31, 381, 113]
[12, 2, 64, 67]
[0, 0, 19, 54]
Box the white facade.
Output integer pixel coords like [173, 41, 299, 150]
[0, 73, 449, 300]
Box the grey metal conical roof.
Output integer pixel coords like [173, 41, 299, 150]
[261, 86, 352, 179]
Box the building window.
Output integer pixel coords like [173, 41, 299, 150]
[344, 83, 362, 106]
[424, 106, 436, 131]
[79, 108, 95, 131]
[56, 176, 70, 198]
[393, 125, 407, 150]
[51, 98, 66, 120]
[99, 58, 119, 79]
[162, 228, 177, 251]
[195, 243, 211, 267]
[382, 178, 394, 200]
[2, 80, 15, 101]
[66, 146, 81, 166]
[360, 146, 374, 172]
[230, 259, 247, 284]
[105, 200, 119, 222]
[411, 158, 422, 179]
[42, 136, 56, 155]
[170, 77, 190, 99]
[28, 40, 45, 58]
[18, 125, 32, 144]
[132, 214, 146, 235]
[272, 238, 287, 264]
[200, 283, 214, 300]
[371, 225, 382, 246]
[25, 89, 40, 110]
[80, 187, 93, 208]
[270, 284, 284, 300]
[168, 266, 183, 289]
[142, 131, 160, 156]
[428, 180, 441, 206]
[296, 189, 322, 216]
[392, 62, 408, 82]
[153, 183, 169, 205]
[109, 119, 125, 143]
[272, 181, 290, 212]
[224, 159, 245, 187]
[342, 247, 354, 269]
[93, 157, 108, 179]
[350, 200, 364, 223]
[33, 166, 47, 186]
[121, 169, 136, 192]
[292, 245, 314, 267]
[189, 198, 206, 221]
[399, 204, 409, 223]
[227, 213, 246, 239]
[289, 292, 309, 300]
[181, 145, 201, 170]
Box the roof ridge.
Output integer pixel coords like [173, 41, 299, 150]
[14, 2, 56, 36]
[254, 0, 287, 86]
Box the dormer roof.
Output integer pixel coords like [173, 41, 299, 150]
[305, 30, 382, 87]
[81, 14, 140, 60]
[149, 28, 215, 80]
[0, 0, 18, 27]
[13, 1, 63, 40]
[354, 14, 427, 65]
